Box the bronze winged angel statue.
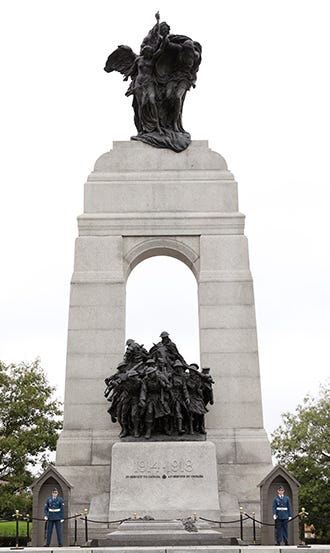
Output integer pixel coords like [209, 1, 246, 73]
[104, 12, 202, 152]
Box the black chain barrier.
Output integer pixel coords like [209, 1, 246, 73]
[199, 515, 249, 524]
[244, 511, 300, 526]
[200, 510, 302, 544]
[80, 517, 130, 524]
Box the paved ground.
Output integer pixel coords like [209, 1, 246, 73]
[1, 546, 330, 553]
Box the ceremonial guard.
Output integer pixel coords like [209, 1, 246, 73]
[43, 487, 65, 546]
[272, 485, 292, 545]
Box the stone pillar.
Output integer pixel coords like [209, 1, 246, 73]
[199, 233, 263, 430]
[198, 234, 272, 519]
[63, 235, 126, 433]
[56, 236, 126, 513]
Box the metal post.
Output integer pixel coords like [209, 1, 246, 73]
[300, 508, 306, 545]
[83, 508, 88, 543]
[240, 506, 244, 541]
[193, 512, 197, 521]
[297, 507, 311, 549]
[74, 514, 78, 546]
[10, 510, 23, 550]
[15, 510, 19, 548]
[24, 515, 30, 542]
[252, 512, 256, 544]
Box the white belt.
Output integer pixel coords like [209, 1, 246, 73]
[49, 508, 61, 512]
[276, 507, 288, 510]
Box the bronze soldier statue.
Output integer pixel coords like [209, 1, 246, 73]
[124, 338, 149, 373]
[150, 331, 187, 373]
[200, 367, 215, 407]
[170, 359, 190, 434]
[105, 333, 214, 439]
[120, 368, 143, 438]
[104, 361, 130, 437]
[139, 360, 171, 439]
[186, 364, 208, 434]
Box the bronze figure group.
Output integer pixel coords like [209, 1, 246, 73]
[104, 332, 214, 439]
[104, 13, 202, 152]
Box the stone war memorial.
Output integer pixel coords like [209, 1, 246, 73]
[45, 11, 277, 548]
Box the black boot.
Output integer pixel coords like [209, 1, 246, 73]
[199, 416, 206, 434]
[119, 426, 129, 438]
[163, 418, 171, 436]
[145, 423, 152, 439]
[177, 418, 185, 435]
[133, 421, 140, 438]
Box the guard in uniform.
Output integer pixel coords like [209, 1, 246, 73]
[44, 487, 65, 546]
[272, 485, 292, 545]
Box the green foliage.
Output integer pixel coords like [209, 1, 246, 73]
[271, 382, 330, 541]
[0, 521, 31, 537]
[0, 359, 63, 517]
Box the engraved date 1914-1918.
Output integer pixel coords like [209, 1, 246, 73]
[134, 458, 193, 476]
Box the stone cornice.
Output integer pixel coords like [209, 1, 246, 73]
[78, 212, 245, 236]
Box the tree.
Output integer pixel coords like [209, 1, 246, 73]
[0, 359, 63, 516]
[271, 382, 330, 541]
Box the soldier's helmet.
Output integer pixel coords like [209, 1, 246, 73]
[145, 366, 157, 376]
[201, 367, 211, 373]
[146, 358, 156, 365]
[189, 363, 200, 373]
[160, 331, 169, 338]
[126, 338, 135, 346]
[127, 369, 138, 377]
[173, 359, 183, 370]
[116, 361, 127, 372]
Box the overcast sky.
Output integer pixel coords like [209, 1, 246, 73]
[1, 0, 329, 437]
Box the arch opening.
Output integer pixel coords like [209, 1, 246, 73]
[124, 237, 200, 281]
[126, 255, 200, 365]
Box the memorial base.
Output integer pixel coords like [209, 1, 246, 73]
[87, 440, 220, 523]
[87, 519, 239, 547]
[109, 441, 220, 521]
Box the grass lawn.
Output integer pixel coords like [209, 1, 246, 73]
[0, 520, 31, 537]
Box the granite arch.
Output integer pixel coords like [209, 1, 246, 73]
[123, 236, 200, 281]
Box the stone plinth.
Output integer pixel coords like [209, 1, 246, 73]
[108, 441, 219, 520]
